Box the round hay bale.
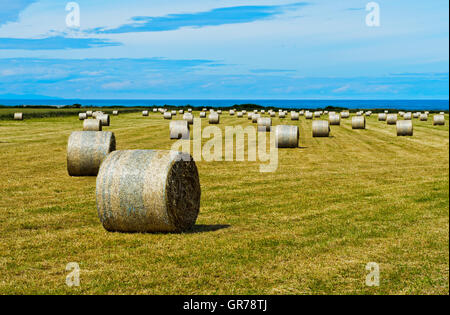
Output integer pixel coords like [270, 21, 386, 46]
[199, 112, 206, 118]
[433, 115, 445, 126]
[341, 111, 350, 119]
[209, 112, 219, 124]
[170, 120, 190, 139]
[413, 112, 420, 119]
[291, 112, 299, 121]
[299, 110, 305, 116]
[14, 113, 23, 120]
[242, 110, 247, 114]
[142, 111, 149, 117]
[356, 111, 363, 116]
[237, 111, 243, 118]
[164, 112, 172, 120]
[312, 120, 330, 137]
[83, 119, 102, 131]
[153, 108, 158, 112]
[67, 131, 116, 176]
[305, 112, 313, 119]
[274, 125, 299, 148]
[261, 110, 265, 114]
[397, 120, 413, 136]
[112, 110, 119, 116]
[79, 113, 87, 120]
[419, 114, 428, 121]
[439, 112, 445, 115]
[314, 111, 321, 118]
[252, 114, 261, 123]
[86, 111, 93, 118]
[247, 112, 253, 120]
[98, 114, 110, 127]
[92, 111, 104, 119]
[179, 109, 184, 114]
[96, 150, 201, 233]
[257, 117, 272, 132]
[270, 111, 276, 117]
[202, 108, 207, 112]
[386, 114, 398, 125]
[188, 108, 192, 113]
[352, 116, 366, 129]
[378, 113, 387, 121]
[365, 111, 372, 117]
[329, 114, 341, 126]
[171, 110, 177, 116]
[403, 112, 412, 120]
[279, 112, 286, 119]
[183, 113, 194, 125]
[229, 110, 235, 116]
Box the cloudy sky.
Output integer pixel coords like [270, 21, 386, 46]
[0, 0, 448, 99]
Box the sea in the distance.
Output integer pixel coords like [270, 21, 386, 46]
[0, 99, 448, 111]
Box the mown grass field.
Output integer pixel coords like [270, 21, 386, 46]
[0, 109, 448, 295]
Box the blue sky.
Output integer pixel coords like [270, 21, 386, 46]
[0, 0, 448, 99]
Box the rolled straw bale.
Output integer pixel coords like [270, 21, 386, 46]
[261, 110, 265, 114]
[356, 111, 363, 116]
[439, 112, 445, 115]
[98, 114, 110, 127]
[397, 120, 413, 136]
[86, 111, 93, 118]
[433, 115, 445, 126]
[352, 116, 366, 129]
[274, 125, 299, 148]
[270, 111, 276, 117]
[257, 117, 272, 132]
[312, 120, 330, 137]
[171, 110, 177, 116]
[299, 110, 305, 116]
[179, 109, 184, 114]
[164, 112, 172, 120]
[112, 110, 119, 116]
[92, 111, 104, 119]
[314, 111, 321, 118]
[67, 131, 116, 176]
[252, 114, 261, 123]
[247, 112, 253, 120]
[341, 111, 350, 119]
[142, 111, 149, 116]
[413, 112, 420, 119]
[188, 108, 192, 113]
[83, 119, 102, 131]
[386, 114, 398, 125]
[209, 112, 219, 124]
[79, 113, 87, 120]
[199, 112, 206, 118]
[237, 112, 243, 118]
[384, 110, 389, 114]
[96, 150, 201, 233]
[419, 114, 428, 121]
[242, 110, 247, 114]
[183, 112, 194, 125]
[170, 120, 190, 140]
[229, 110, 235, 116]
[202, 108, 207, 111]
[378, 113, 387, 121]
[279, 112, 286, 119]
[153, 108, 158, 112]
[291, 112, 299, 121]
[14, 113, 23, 120]
[365, 111, 372, 117]
[305, 112, 313, 119]
[329, 114, 341, 126]
[403, 112, 412, 120]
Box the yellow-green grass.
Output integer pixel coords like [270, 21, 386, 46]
[0, 110, 448, 295]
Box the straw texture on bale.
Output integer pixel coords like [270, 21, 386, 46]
[433, 115, 445, 126]
[279, 112, 286, 118]
[79, 113, 87, 120]
[270, 111, 276, 117]
[352, 116, 366, 129]
[209, 112, 219, 124]
[237, 112, 243, 118]
[96, 150, 201, 233]
[171, 110, 177, 116]
[305, 112, 313, 119]
[83, 119, 102, 131]
[397, 120, 413, 136]
[314, 111, 321, 118]
[365, 111, 372, 117]
[378, 113, 387, 121]
[67, 131, 116, 176]
[257, 117, 272, 132]
[164, 112, 172, 120]
[199, 112, 206, 118]
[142, 111, 149, 116]
[341, 111, 350, 119]
[170, 120, 190, 140]
[291, 112, 299, 120]
[98, 114, 110, 127]
[329, 114, 341, 126]
[419, 114, 428, 121]
[403, 113, 412, 120]
[92, 112, 103, 119]
[274, 125, 299, 148]
[183, 113, 194, 125]
[386, 114, 398, 125]
[312, 120, 330, 137]
[188, 108, 192, 112]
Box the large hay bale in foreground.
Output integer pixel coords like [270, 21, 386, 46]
[98, 114, 110, 127]
[274, 125, 299, 148]
[352, 116, 366, 129]
[433, 115, 445, 126]
[14, 113, 23, 120]
[67, 131, 116, 176]
[183, 113, 194, 125]
[257, 117, 272, 132]
[170, 120, 190, 139]
[96, 150, 201, 233]
[79, 113, 87, 120]
[386, 114, 398, 125]
[83, 119, 102, 131]
[329, 114, 341, 126]
[209, 112, 219, 124]
[164, 112, 172, 120]
[312, 120, 330, 137]
[397, 120, 413, 136]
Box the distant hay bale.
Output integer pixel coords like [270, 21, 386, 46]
[314, 111, 321, 118]
[305, 112, 313, 119]
[164, 112, 172, 120]
[384, 110, 389, 114]
[83, 119, 102, 131]
[96, 150, 201, 233]
[365, 111, 372, 117]
[217, 110, 222, 115]
[274, 125, 299, 148]
[378, 113, 387, 121]
[261, 110, 265, 114]
[419, 114, 428, 121]
[341, 111, 350, 119]
[98, 114, 110, 127]
[279, 112, 286, 119]
[209, 112, 219, 124]
[312, 120, 330, 137]
[183, 113, 194, 125]
[433, 115, 445, 126]
[142, 111, 149, 116]
[188, 108, 192, 113]
[170, 120, 190, 139]
[86, 111, 93, 118]
[78, 113, 87, 120]
[257, 117, 272, 132]
[92, 111, 104, 119]
[299, 110, 304, 116]
[179, 109, 184, 114]
[199, 112, 206, 118]
[397, 120, 413, 136]
[112, 110, 119, 116]
[170, 110, 176, 116]
[403, 112, 412, 120]
[252, 114, 261, 123]
[248, 112, 253, 120]
[439, 112, 445, 115]
[237, 111, 243, 117]
[14, 113, 23, 120]
[242, 110, 247, 114]
[291, 112, 299, 120]
[202, 108, 207, 111]
[67, 131, 116, 176]
[386, 114, 398, 125]
[270, 111, 276, 117]
[329, 114, 341, 126]
[229, 110, 235, 116]
[153, 108, 158, 112]
[352, 116, 366, 129]
[413, 112, 420, 119]
[356, 111, 363, 116]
